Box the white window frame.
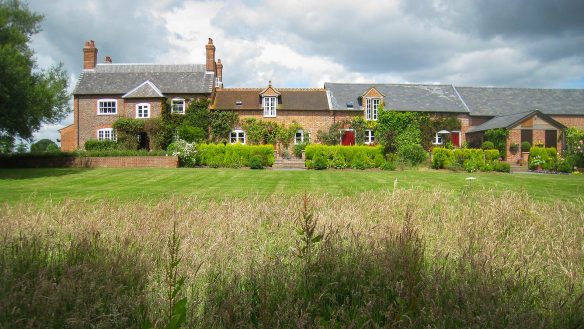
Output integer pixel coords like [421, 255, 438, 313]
[433, 133, 443, 145]
[97, 99, 117, 115]
[365, 97, 380, 121]
[263, 96, 277, 117]
[295, 129, 304, 145]
[230, 130, 245, 144]
[364, 129, 375, 145]
[97, 128, 116, 141]
[171, 98, 185, 114]
[136, 103, 150, 118]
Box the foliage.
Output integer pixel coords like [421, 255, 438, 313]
[349, 116, 377, 145]
[177, 125, 206, 143]
[30, 139, 58, 153]
[419, 115, 462, 150]
[143, 117, 169, 150]
[431, 148, 454, 169]
[304, 145, 384, 169]
[564, 127, 584, 168]
[112, 118, 145, 150]
[493, 161, 511, 173]
[484, 149, 500, 162]
[397, 144, 427, 166]
[84, 139, 118, 151]
[432, 147, 506, 173]
[209, 111, 239, 143]
[0, 1, 69, 139]
[557, 158, 573, 173]
[509, 143, 519, 153]
[484, 128, 509, 159]
[521, 141, 532, 152]
[293, 142, 307, 158]
[481, 141, 495, 150]
[183, 98, 211, 136]
[316, 121, 345, 145]
[528, 147, 557, 170]
[75, 149, 167, 157]
[196, 143, 275, 168]
[0, 135, 15, 154]
[166, 139, 197, 167]
[376, 109, 421, 153]
[249, 155, 264, 169]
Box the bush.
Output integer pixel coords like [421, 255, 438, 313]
[304, 145, 384, 169]
[484, 149, 500, 162]
[431, 148, 454, 169]
[464, 159, 480, 173]
[84, 139, 119, 151]
[178, 125, 206, 143]
[30, 139, 58, 153]
[112, 118, 144, 150]
[293, 142, 307, 158]
[75, 149, 167, 157]
[398, 144, 427, 166]
[166, 139, 197, 167]
[521, 141, 532, 152]
[197, 144, 274, 168]
[481, 141, 495, 150]
[557, 158, 573, 173]
[311, 154, 328, 170]
[494, 161, 511, 173]
[528, 147, 557, 170]
[249, 156, 264, 169]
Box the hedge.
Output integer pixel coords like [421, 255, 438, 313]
[528, 147, 557, 170]
[196, 144, 275, 168]
[304, 145, 384, 170]
[432, 148, 506, 173]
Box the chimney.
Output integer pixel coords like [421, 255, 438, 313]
[83, 40, 98, 70]
[216, 58, 223, 86]
[104, 56, 112, 64]
[205, 38, 216, 73]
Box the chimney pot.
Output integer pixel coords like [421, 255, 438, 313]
[83, 40, 98, 70]
[205, 37, 216, 72]
[104, 56, 112, 63]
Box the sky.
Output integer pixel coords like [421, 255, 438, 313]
[28, 0, 584, 143]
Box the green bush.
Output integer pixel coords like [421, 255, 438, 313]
[481, 141, 495, 150]
[480, 163, 494, 172]
[197, 144, 274, 168]
[311, 154, 328, 170]
[528, 147, 557, 170]
[30, 139, 59, 153]
[494, 161, 511, 173]
[484, 149, 500, 162]
[178, 125, 206, 143]
[464, 159, 480, 173]
[398, 144, 427, 166]
[166, 139, 197, 167]
[249, 156, 264, 169]
[304, 145, 383, 169]
[431, 148, 455, 169]
[84, 139, 119, 151]
[293, 142, 307, 158]
[521, 141, 532, 152]
[112, 118, 144, 150]
[76, 149, 167, 157]
[557, 158, 573, 173]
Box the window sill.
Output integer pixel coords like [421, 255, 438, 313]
[97, 113, 117, 116]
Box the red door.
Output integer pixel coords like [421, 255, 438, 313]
[451, 132, 460, 147]
[341, 130, 355, 146]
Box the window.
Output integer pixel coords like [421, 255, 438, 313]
[365, 98, 380, 121]
[521, 129, 533, 146]
[136, 103, 150, 118]
[263, 96, 277, 117]
[364, 130, 375, 144]
[97, 128, 116, 141]
[171, 98, 185, 114]
[295, 130, 304, 144]
[98, 99, 117, 115]
[433, 133, 443, 145]
[230, 130, 245, 144]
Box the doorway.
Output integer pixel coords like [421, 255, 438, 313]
[138, 132, 150, 150]
[341, 130, 355, 146]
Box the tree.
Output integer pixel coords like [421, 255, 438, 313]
[0, 0, 70, 139]
[30, 138, 57, 153]
[0, 135, 14, 154]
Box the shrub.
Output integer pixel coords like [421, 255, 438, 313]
[293, 142, 307, 158]
[509, 143, 519, 153]
[249, 156, 264, 169]
[521, 141, 532, 152]
[112, 118, 144, 150]
[398, 144, 427, 166]
[431, 148, 454, 169]
[30, 139, 58, 153]
[464, 159, 479, 173]
[167, 139, 197, 167]
[311, 154, 328, 170]
[84, 139, 119, 151]
[75, 149, 167, 157]
[480, 163, 494, 172]
[484, 149, 500, 162]
[494, 161, 511, 173]
[557, 158, 573, 173]
[528, 147, 557, 170]
[197, 144, 274, 168]
[481, 141, 495, 150]
[178, 125, 206, 143]
[304, 145, 384, 169]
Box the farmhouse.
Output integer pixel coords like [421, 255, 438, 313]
[60, 38, 584, 163]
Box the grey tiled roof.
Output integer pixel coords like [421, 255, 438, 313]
[73, 64, 214, 95]
[212, 88, 329, 111]
[122, 81, 164, 98]
[324, 83, 469, 113]
[455, 87, 584, 116]
[466, 110, 566, 133]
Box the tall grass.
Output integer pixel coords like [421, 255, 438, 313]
[0, 189, 583, 327]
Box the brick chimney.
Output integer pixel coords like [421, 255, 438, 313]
[83, 40, 98, 70]
[104, 56, 112, 64]
[216, 58, 223, 85]
[205, 38, 216, 73]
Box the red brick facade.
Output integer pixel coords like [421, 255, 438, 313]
[0, 156, 178, 168]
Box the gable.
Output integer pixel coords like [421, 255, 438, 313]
[513, 114, 563, 130]
[122, 80, 164, 98]
[362, 87, 384, 98]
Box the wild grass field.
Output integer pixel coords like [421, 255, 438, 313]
[1, 169, 583, 328]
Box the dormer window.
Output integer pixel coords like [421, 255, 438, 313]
[365, 98, 380, 121]
[171, 98, 185, 114]
[263, 96, 277, 117]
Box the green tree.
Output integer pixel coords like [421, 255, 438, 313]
[0, 0, 70, 139]
[30, 138, 57, 153]
[0, 135, 14, 154]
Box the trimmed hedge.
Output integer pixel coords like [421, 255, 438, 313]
[197, 144, 275, 168]
[304, 145, 384, 170]
[84, 140, 119, 151]
[432, 148, 507, 173]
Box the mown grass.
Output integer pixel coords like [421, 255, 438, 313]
[1, 188, 583, 328]
[0, 168, 583, 204]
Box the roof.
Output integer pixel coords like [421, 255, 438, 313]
[73, 63, 214, 95]
[212, 88, 330, 111]
[455, 87, 584, 116]
[466, 110, 567, 133]
[122, 80, 164, 98]
[325, 82, 469, 113]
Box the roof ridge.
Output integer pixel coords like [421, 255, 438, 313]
[455, 85, 584, 91]
[219, 88, 325, 91]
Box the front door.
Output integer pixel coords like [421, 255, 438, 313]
[545, 130, 557, 148]
[138, 132, 150, 150]
[451, 131, 460, 147]
[341, 130, 355, 146]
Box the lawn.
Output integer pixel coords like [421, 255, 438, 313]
[0, 167, 582, 204]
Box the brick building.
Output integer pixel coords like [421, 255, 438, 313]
[60, 38, 222, 151]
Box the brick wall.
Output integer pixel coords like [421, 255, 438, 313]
[59, 125, 76, 152]
[235, 110, 339, 140]
[0, 156, 178, 168]
[551, 115, 584, 130]
[507, 129, 522, 163]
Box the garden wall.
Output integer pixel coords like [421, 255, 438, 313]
[0, 156, 178, 168]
